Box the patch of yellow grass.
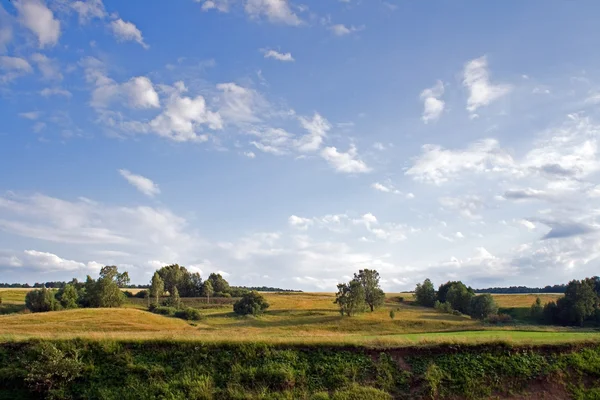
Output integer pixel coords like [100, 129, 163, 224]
[491, 294, 562, 308]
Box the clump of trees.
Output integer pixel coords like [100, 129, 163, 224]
[537, 277, 600, 326]
[25, 266, 128, 313]
[233, 291, 270, 316]
[414, 279, 499, 320]
[334, 269, 385, 316]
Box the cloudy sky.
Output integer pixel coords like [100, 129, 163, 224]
[2, 0, 600, 290]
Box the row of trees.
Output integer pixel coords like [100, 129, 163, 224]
[534, 277, 600, 326]
[414, 279, 498, 320]
[334, 270, 385, 316]
[25, 266, 128, 312]
[476, 285, 566, 294]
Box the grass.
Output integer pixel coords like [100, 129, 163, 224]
[0, 291, 598, 346]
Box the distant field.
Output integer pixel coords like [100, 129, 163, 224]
[1, 291, 597, 346]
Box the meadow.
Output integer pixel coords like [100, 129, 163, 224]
[1, 289, 594, 347]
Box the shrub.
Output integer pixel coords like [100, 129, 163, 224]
[123, 291, 134, 298]
[331, 385, 392, 400]
[434, 300, 453, 314]
[57, 284, 79, 309]
[25, 288, 59, 313]
[134, 290, 149, 299]
[397, 296, 404, 302]
[174, 307, 202, 321]
[152, 306, 177, 316]
[389, 310, 395, 320]
[485, 313, 513, 324]
[233, 291, 270, 316]
[451, 310, 462, 316]
[530, 297, 544, 321]
[24, 342, 83, 398]
[469, 294, 498, 320]
[414, 278, 436, 307]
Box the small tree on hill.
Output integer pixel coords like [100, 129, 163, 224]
[469, 294, 498, 320]
[415, 278, 436, 307]
[208, 273, 230, 295]
[166, 286, 181, 309]
[25, 287, 58, 312]
[354, 269, 385, 312]
[202, 280, 214, 304]
[233, 291, 269, 316]
[57, 284, 79, 309]
[445, 282, 474, 315]
[334, 280, 366, 316]
[150, 272, 164, 306]
[530, 297, 543, 321]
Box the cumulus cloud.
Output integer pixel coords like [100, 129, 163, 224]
[406, 138, 515, 184]
[20, 250, 100, 272]
[329, 24, 362, 36]
[119, 169, 161, 197]
[250, 127, 293, 155]
[217, 82, 264, 125]
[110, 18, 149, 49]
[40, 87, 72, 97]
[15, 0, 61, 48]
[463, 56, 512, 113]
[439, 195, 484, 220]
[198, 0, 231, 12]
[71, 0, 106, 23]
[244, 0, 302, 26]
[0, 56, 33, 82]
[0, 5, 13, 53]
[262, 49, 294, 62]
[30, 53, 62, 80]
[321, 145, 371, 173]
[420, 80, 445, 123]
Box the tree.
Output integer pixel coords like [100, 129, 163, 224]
[25, 287, 58, 312]
[202, 280, 214, 304]
[446, 283, 474, 315]
[150, 272, 164, 306]
[353, 269, 385, 312]
[415, 279, 437, 307]
[469, 294, 498, 320]
[57, 284, 79, 309]
[334, 280, 366, 316]
[208, 273, 230, 295]
[82, 267, 126, 308]
[233, 291, 270, 316]
[166, 286, 181, 309]
[530, 297, 543, 321]
[558, 279, 597, 326]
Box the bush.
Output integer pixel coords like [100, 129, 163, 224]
[389, 310, 395, 320]
[123, 291, 135, 298]
[24, 342, 83, 398]
[134, 290, 148, 299]
[174, 307, 202, 321]
[233, 291, 270, 316]
[152, 306, 177, 316]
[397, 296, 404, 302]
[414, 278, 436, 307]
[434, 300, 453, 314]
[331, 385, 392, 400]
[25, 288, 59, 313]
[485, 313, 513, 324]
[469, 293, 498, 320]
[451, 310, 462, 316]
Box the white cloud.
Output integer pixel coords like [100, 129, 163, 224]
[518, 219, 536, 230]
[22, 250, 98, 272]
[439, 195, 484, 220]
[198, 0, 230, 12]
[321, 145, 371, 173]
[420, 80, 445, 123]
[0, 56, 33, 82]
[123, 76, 160, 108]
[40, 87, 72, 97]
[149, 82, 222, 142]
[15, 0, 60, 47]
[250, 127, 293, 155]
[217, 82, 263, 125]
[455, 232, 464, 239]
[119, 169, 161, 197]
[19, 111, 40, 120]
[295, 113, 331, 152]
[262, 49, 294, 62]
[30, 53, 62, 80]
[463, 56, 512, 113]
[71, 0, 106, 23]
[244, 0, 302, 26]
[371, 182, 391, 193]
[0, 5, 13, 53]
[406, 138, 515, 184]
[110, 18, 149, 49]
[243, 151, 256, 158]
[372, 142, 386, 151]
[329, 24, 361, 36]
[288, 215, 313, 230]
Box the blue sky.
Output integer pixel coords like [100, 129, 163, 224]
[2, 0, 600, 290]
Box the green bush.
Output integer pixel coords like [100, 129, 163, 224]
[174, 307, 202, 321]
[331, 385, 392, 400]
[233, 291, 270, 316]
[134, 290, 149, 299]
[25, 288, 59, 313]
[152, 306, 177, 316]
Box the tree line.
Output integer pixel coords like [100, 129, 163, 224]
[475, 285, 566, 294]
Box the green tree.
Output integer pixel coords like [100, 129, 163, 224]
[414, 278, 437, 307]
[82, 267, 126, 308]
[233, 291, 270, 316]
[57, 284, 79, 309]
[446, 283, 474, 315]
[150, 272, 164, 306]
[469, 294, 498, 320]
[559, 279, 597, 326]
[354, 269, 385, 312]
[530, 297, 543, 321]
[334, 280, 366, 316]
[25, 287, 58, 312]
[166, 286, 181, 309]
[208, 273, 230, 295]
[202, 280, 214, 304]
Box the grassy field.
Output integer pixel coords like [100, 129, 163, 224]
[0, 290, 596, 346]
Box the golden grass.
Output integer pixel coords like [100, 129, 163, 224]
[491, 293, 562, 308]
[0, 292, 597, 347]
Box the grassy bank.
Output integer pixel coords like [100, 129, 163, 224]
[1, 340, 600, 399]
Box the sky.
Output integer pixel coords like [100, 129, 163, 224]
[2, 0, 600, 291]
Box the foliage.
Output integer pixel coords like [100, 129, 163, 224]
[174, 307, 203, 321]
[389, 310, 395, 320]
[484, 313, 513, 324]
[56, 284, 79, 309]
[542, 277, 600, 326]
[445, 282, 474, 315]
[83, 268, 125, 308]
[155, 264, 203, 297]
[353, 269, 385, 312]
[151, 306, 177, 316]
[434, 300, 453, 314]
[25, 287, 59, 312]
[164, 286, 181, 309]
[150, 272, 165, 305]
[233, 291, 270, 316]
[530, 297, 544, 321]
[414, 278, 436, 307]
[335, 280, 366, 316]
[207, 273, 231, 295]
[469, 294, 498, 320]
[202, 280, 214, 303]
